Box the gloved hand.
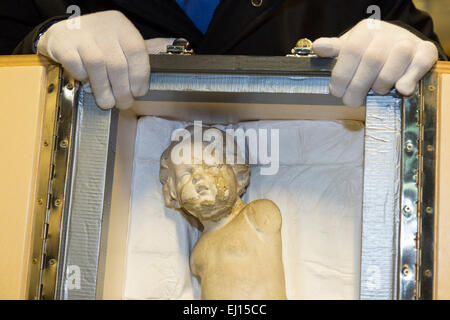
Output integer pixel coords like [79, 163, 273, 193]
[37, 10, 150, 110]
[81, 37, 175, 94]
[313, 19, 438, 108]
[145, 38, 176, 54]
[82, 38, 176, 93]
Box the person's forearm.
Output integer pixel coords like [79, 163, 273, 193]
[12, 16, 69, 55]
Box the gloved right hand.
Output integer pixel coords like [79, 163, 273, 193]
[37, 10, 149, 109]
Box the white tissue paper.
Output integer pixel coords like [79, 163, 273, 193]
[124, 116, 364, 300]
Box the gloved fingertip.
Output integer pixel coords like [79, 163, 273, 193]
[64, 67, 88, 82]
[329, 84, 345, 98]
[395, 81, 416, 97]
[373, 87, 391, 96]
[96, 95, 116, 110]
[132, 84, 150, 98]
[312, 38, 340, 57]
[82, 81, 93, 93]
[116, 99, 135, 110]
[343, 95, 364, 108]
[97, 103, 115, 110]
[372, 81, 393, 95]
[137, 88, 149, 97]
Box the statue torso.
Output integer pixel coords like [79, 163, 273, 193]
[190, 199, 286, 300]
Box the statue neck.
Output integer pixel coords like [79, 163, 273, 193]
[201, 198, 246, 233]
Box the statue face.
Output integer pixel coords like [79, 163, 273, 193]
[173, 162, 239, 221]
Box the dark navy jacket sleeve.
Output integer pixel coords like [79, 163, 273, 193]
[0, 0, 447, 60]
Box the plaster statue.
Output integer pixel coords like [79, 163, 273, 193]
[160, 125, 286, 300]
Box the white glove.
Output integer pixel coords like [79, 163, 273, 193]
[81, 38, 175, 94]
[37, 10, 149, 110]
[313, 19, 438, 108]
[145, 38, 176, 54]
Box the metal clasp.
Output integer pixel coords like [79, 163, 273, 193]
[287, 38, 316, 57]
[166, 38, 194, 55]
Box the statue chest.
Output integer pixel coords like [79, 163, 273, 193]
[191, 210, 281, 278]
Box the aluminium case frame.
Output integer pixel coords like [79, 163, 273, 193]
[27, 54, 437, 300]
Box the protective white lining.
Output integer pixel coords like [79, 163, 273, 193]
[124, 116, 364, 300]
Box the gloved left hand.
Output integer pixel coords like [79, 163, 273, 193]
[37, 10, 150, 110]
[313, 19, 438, 108]
[81, 38, 175, 94]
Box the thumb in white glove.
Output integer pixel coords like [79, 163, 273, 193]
[145, 38, 177, 54]
[37, 10, 149, 110]
[313, 19, 438, 108]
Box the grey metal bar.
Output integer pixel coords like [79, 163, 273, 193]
[149, 54, 336, 76]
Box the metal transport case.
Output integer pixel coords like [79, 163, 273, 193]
[0, 53, 449, 300]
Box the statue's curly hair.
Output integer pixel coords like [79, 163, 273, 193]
[160, 125, 251, 209]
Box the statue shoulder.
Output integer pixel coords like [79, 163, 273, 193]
[190, 236, 207, 277]
[245, 199, 282, 233]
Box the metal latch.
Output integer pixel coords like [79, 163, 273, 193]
[166, 38, 194, 55]
[287, 38, 316, 57]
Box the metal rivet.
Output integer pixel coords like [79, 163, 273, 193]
[49, 259, 56, 266]
[43, 141, 49, 147]
[59, 139, 68, 149]
[402, 265, 410, 277]
[426, 207, 434, 214]
[424, 269, 432, 278]
[428, 85, 435, 92]
[403, 207, 412, 218]
[427, 145, 434, 152]
[32, 258, 38, 265]
[54, 199, 62, 207]
[66, 83, 74, 90]
[37, 198, 43, 206]
[405, 142, 414, 152]
[251, 0, 263, 7]
[48, 84, 55, 93]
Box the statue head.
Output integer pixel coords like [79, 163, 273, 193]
[160, 125, 250, 221]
